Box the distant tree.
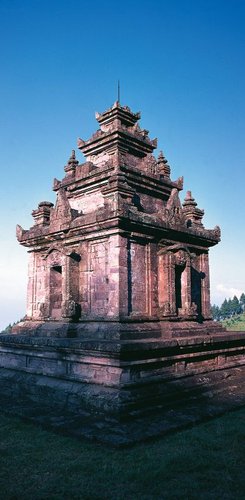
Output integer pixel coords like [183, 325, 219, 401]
[1, 323, 13, 334]
[239, 293, 245, 311]
[220, 298, 230, 319]
[230, 295, 241, 315]
[211, 304, 221, 320]
[212, 292, 245, 322]
[228, 298, 232, 315]
[0, 317, 24, 334]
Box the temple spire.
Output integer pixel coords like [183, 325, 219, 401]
[78, 102, 156, 164]
[64, 150, 79, 174]
[182, 191, 204, 226]
[157, 150, 171, 178]
[117, 80, 120, 103]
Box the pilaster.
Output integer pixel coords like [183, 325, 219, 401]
[200, 252, 212, 319]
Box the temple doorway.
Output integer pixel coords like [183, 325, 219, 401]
[175, 265, 183, 311]
[191, 267, 202, 318]
[50, 265, 62, 319]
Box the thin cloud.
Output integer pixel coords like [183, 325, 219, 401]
[216, 284, 243, 299]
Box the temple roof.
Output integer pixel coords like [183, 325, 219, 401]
[77, 101, 157, 160]
[16, 100, 221, 250]
[95, 101, 141, 127]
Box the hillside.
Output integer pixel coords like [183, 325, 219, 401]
[222, 312, 245, 331]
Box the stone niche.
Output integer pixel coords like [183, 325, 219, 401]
[1, 101, 244, 445]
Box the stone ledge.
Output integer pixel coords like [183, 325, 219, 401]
[1, 330, 245, 351]
[0, 331, 244, 388]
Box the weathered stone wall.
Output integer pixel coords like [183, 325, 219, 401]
[89, 239, 109, 317]
[78, 235, 121, 319]
[69, 189, 105, 214]
[78, 235, 157, 320]
[133, 192, 166, 214]
[118, 237, 158, 319]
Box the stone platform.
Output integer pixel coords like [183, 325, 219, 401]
[12, 317, 225, 339]
[0, 328, 244, 445]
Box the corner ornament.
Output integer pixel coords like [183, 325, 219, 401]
[213, 225, 221, 240]
[16, 224, 25, 241]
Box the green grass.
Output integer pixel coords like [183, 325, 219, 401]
[222, 312, 245, 331]
[0, 409, 244, 499]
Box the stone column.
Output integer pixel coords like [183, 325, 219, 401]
[30, 253, 50, 320]
[44, 261, 51, 318]
[107, 234, 120, 318]
[180, 258, 192, 314]
[26, 252, 35, 319]
[145, 243, 154, 317]
[176, 251, 197, 320]
[61, 255, 69, 317]
[61, 254, 77, 320]
[200, 252, 212, 319]
[158, 251, 176, 317]
[79, 242, 90, 317]
[167, 252, 176, 315]
[158, 253, 165, 309]
[119, 236, 131, 317]
[149, 243, 158, 318]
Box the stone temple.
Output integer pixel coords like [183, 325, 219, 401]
[16, 101, 221, 336]
[1, 101, 244, 444]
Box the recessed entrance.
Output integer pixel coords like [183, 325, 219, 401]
[175, 265, 183, 311]
[50, 265, 62, 319]
[191, 267, 202, 319]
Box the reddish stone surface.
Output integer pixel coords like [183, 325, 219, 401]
[16, 101, 222, 337]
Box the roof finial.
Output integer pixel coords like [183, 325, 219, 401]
[64, 149, 79, 174]
[182, 191, 204, 226]
[117, 80, 120, 103]
[157, 150, 171, 178]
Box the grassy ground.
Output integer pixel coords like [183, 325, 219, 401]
[222, 312, 245, 331]
[0, 409, 244, 499]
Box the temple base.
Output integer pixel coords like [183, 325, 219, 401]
[0, 328, 244, 445]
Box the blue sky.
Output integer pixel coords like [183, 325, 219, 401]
[0, 0, 244, 330]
